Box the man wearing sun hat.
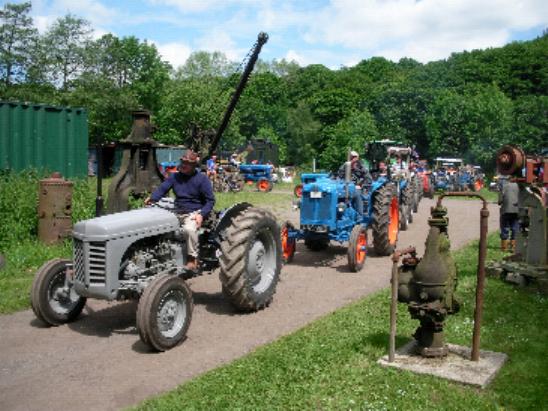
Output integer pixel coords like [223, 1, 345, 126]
[146, 149, 215, 271]
[337, 150, 372, 216]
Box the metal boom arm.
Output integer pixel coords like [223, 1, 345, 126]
[207, 32, 268, 159]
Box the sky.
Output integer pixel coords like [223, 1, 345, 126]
[4, 0, 548, 70]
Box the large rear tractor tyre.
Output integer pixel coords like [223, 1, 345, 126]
[31, 258, 86, 326]
[372, 184, 399, 256]
[281, 221, 296, 264]
[304, 238, 330, 251]
[136, 274, 193, 352]
[219, 207, 282, 311]
[348, 225, 367, 272]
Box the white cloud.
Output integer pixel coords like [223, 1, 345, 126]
[30, 0, 117, 35]
[285, 50, 307, 66]
[195, 30, 242, 60]
[155, 41, 192, 69]
[304, 0, 548, 62]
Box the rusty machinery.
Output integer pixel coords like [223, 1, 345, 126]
[493, 145, 548, 292]
[38, 172, 73, 244]
[389, 192, 490, 361]
[106, 110, 164, 214]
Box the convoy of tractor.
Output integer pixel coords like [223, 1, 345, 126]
[24, 31, 542, 359]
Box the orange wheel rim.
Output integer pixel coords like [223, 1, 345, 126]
[389, 197, 399, 244]
[259, 180, 269, 191]
[281, 226, 295, 260]
[294, 185, 303, 197]
[474, 181, 481, 191]
[356, 231, 367, 263]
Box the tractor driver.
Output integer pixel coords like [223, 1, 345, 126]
[338, 150, 372, 217]
[145, 149, 215, 271]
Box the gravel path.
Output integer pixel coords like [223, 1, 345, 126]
[0, 198, 499, 411]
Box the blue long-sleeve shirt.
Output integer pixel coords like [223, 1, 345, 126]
[150, 171, 215, 217]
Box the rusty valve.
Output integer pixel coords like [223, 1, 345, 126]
[396, 205, 460, 357]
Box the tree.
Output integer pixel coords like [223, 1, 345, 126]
[320, 109, 379, 171]
[285, 102, 322, 166]
[0, 2, 37, 86]
[155, 77, 243, 147]
[426, 85, 513, 170]
[42, 14, 93, 90]
[176, 51, 235, 79]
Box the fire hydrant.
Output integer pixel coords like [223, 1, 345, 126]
[397, 205, 460, 357]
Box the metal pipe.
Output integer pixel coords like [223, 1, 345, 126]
[389, 246, 416, 362]
[435, 191, 489, 361]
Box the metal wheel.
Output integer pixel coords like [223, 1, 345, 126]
[219, 207, 282, 311]
[281, 221, 296, 263]
[31, 258, 86, 326]
[137, 274, 193, 351]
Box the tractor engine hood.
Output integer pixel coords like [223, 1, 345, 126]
[73, 207, 180, 242]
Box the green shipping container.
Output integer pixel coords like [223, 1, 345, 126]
[0, 101, 88, 178]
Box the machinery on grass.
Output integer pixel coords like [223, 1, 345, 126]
[238, 163, 274, 192]
[489, 145, 548, 292]
[30, 32, 281, 352]
[283, 159, 400, 272]
[211, 164, 245, 192]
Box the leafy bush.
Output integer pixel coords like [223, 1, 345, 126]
[0, 170, 97, 251]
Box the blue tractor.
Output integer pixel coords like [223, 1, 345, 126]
[282, 164, 400, 272]
[239, 163, 274, 192]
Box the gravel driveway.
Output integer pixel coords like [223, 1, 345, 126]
[0, 198, 499, 411]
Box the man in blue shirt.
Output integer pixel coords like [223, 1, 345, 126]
[146, 149, 215, 271]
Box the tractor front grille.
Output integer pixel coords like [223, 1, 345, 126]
[73, 240, 106, 286]
[74, 239, 85, 283]
[301, 192, 332, 223]
[88, 242, 106, 284]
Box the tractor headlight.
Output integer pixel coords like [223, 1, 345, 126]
[337, 202, 346, 213]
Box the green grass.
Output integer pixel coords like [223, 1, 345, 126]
[0, 172, 292, 314]
[136, 233, 547, 411]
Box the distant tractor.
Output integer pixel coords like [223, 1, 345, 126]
[433, 157, 463, 192]
[239, 163, 274, 192]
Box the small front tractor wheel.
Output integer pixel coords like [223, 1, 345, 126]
[219, 207, 282, 311]
[31, 258, 86, 326]
[257, 179, 273, 192]
[372, 184, 399, 256]
[348, 225, 367, 272]
[136, 274, 193, 351]
[304, 238, 330, 251]
[281, 221, 296, 264]
[294, 184, 303, 197]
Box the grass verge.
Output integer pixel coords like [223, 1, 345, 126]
[136, 233, 547, 411]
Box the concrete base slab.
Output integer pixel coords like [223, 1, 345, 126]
[378, 340, 507, 388]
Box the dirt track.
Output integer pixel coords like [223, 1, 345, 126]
[0, 198, 499, 411]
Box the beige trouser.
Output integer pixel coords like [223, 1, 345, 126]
[177, 212, 199, 258]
